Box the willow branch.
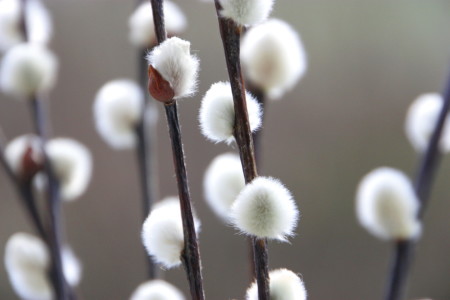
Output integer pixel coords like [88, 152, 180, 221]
[213, 1, 270, 299]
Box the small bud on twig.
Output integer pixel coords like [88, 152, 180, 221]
[231, 176, 299, 241]
[405, 93, 450, 153]
[5, 134, 43, 181]
[199, 81, 261, 144]
[0, 0, 52, 52]
[0, 43, 58, 98]
[142, 197, 201, 269]
[93, 79, 144, 149]
[241, 19, 307, 99]
[356, 167, 422, 240]
[130, 279, 185, 300]
[128, 1, 186, 48]
[203, 152, 245, 221]
[146, 37, 199, 101]
[246, 268, 307, 300]
[219, 0, 274, 26]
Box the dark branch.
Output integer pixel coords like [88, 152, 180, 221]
[214, 1, 270, 299]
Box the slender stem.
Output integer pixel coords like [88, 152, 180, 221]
[384, 240, 413, 300]
[213, 1, 270, 299]
[135, 120, 156, 279]
[384, 72, 450, 300]
[150, 0, 167, 44]
[148, 0, 204, 297]
[30, 98, 70, 300]
[18, 1, 71, 298]
[164, 103, 205, 300]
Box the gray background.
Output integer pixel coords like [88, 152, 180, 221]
[0, 0, 450, 299]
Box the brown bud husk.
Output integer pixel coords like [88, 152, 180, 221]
[148, 65, 175, 103]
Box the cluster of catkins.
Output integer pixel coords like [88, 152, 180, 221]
[94, 0, 309, 299]
[0, 0, 92, 299]
[356, 93, 450, 241]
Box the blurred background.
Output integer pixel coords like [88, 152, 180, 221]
[1, 0, 450, 299]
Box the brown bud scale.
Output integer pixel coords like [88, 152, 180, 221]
[148, 65, 175, 103]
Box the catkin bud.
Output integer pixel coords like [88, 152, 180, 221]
[0, 43, 58, 98]
[39, 138, 93, 201]
[356, 167, 422, 240]
[130, 280, 185, 300]
[142, 197, 201, 269]
[128, 1, 186, 48]
[246, 268, 307, 300]
[219, 0, 274, 26]
[203, 153, 245, 221]
[5, 134, 43, 180]
[0, 0, 52, 51]
[199, 81, 261, 144]
[4, 232, 52, 300]
[231, 176, 299, 241]
[146, 37, 199, 102]
[93, 79, 144, 149]
[241, 19, 307, 99]
[405, 93, 450, 153]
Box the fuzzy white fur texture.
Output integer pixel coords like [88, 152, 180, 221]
[0, 0, 52, 51]
[142, 197, 201, 269]
[146, 37, 199, 99]
[4, 232, 52, 300]
[219, 0, 274, 26]
[93, 79, 144, 150]
[356, 167, 422, 240]
[129, 1, 186, 47]
[231, 176, 298, 241]
[246, 268, 307, 300]
[5, 134, 42, 177]
[199, 81, 261, 144]
[0, 43, 58, 98]
[130, 279, 185, 300]
[405, 93, 450, 153]
[43, 138, 93, 201]
[241, 19, 307, 99]
[62, 246, 82, 287]
[203, 152, 245, 221]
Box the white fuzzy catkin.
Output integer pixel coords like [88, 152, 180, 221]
[146, 37, 199, 99]
[0, 43, 58, 98]
[241, 19, 307, 99]
[356, 167, 422, 240]
[219, 0, 274, 26]
[5, 134, 42, 177]
[0, 0, 52, 51]
[142, 197, 201, 269]
[4, 232, 52, 300]
[93, 79, 144, 149]
[62, 246, 82, 287]
[199, 81, 261, 144]
[44, 138, 93, 201]
[129, 1, 186, 48]
[231, 176, 298, 241]
[130, 279, 185, 300]
[203, 153, 245, 221]
[405, 93, 450, 153]
[246, 268, 307, 300]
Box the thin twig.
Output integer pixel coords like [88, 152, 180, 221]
[247, 84, 266, 165]
[165, 103, 205, 300]
[384, 72, 450, 300]
[148, 0, 205, 297]
[135, 112, 157, 279]
[18, 0, 71, 298]
[29, 98, 70, 300]
[213, 1, 270, 299]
